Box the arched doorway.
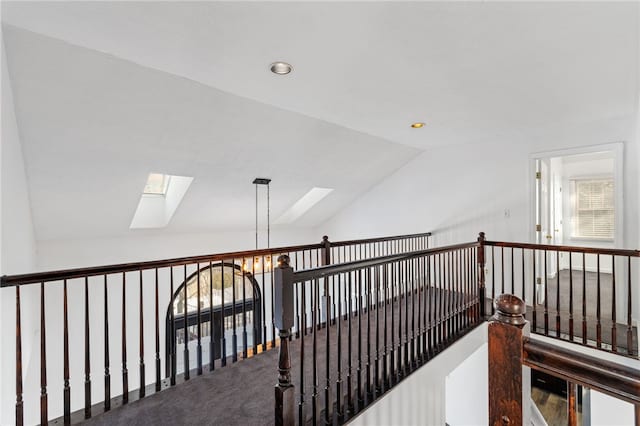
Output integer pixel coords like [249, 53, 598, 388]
[165, 262, 262, 375]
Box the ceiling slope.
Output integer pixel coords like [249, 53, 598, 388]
[3, 25, 418, 241]
[2, 1, 638, 149]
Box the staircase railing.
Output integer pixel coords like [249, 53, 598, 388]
[273, 240, 484, 425]
[488, 294, 640, 426]
[0, 232, 430, 426]
[5, 230, 639, 425]
[481, 238, 640, 356]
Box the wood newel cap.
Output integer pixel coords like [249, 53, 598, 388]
[492, 294, 526, 326]
[322, 235, 329, 243]
[277, 255, 290, 268]
[478, 232, 486, 242]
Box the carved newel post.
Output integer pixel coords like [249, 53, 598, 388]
[488, 294, 529, 426]
[274, 255, 295, 426]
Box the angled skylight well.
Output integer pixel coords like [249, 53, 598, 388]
[143, 173, 171, 195]
[276, 187, 334, 224]
[130, 173, 194, 229]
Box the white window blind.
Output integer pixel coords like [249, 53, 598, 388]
[573, 179, 614, 239]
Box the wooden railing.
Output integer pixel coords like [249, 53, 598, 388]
[480, 236, 639, 357]
[273, 241, 484, 425]
[0, 232, 430, 426]
[5, 230, 639, 426]
[488, 294, 640, 426]
[270, 232, 639, 425]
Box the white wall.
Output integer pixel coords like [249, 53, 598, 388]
[0, 40, 36, 274]
[355, 326, 639, 426]
[6, 226, 320, 426]
[320, 116, 638, 250]
[37, 227, 320, 271]
[319, 116, 640, 324]
[350, 323, 488, 426]
[591, 391, 635, 426]
[445, 342, 489, 426]
[1, 38, 38, 426]
[319, 138, 528, 245]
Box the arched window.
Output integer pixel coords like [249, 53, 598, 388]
[172, 264, 255, 315]
[166, 263, 262, 375]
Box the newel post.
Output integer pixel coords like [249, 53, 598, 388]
[488, 294, 529, 426]
[274, 255, 295, 426]
[321, 236, 332, 325]
[321, 236, 331, 266]
[478, 232, 486, 318]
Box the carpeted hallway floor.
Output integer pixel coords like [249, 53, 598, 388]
[76, 271, 637, 425]
[79, 290, 481, 426]
[485, 269, 638, 355]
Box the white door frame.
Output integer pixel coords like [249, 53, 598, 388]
[528, 142, 624, 248]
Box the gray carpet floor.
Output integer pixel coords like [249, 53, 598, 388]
[74, 271, 638, 426]
[62, 271, 637, 425]
[79, 290, 481, 426]
[486, 270, 637, 355]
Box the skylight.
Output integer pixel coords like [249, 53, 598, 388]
[143, 173, 171, 195]
[276, 187, 334, 224]
[130, 174, 194, 229]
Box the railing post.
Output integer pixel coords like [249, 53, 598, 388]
[488, 294, 528, 426]
[322, 236, 331, 266]
[478, 232, 486, 318]
[321, 236, 333, 327]
[16, 285, 24, 426]
[274, 255, 295, 426]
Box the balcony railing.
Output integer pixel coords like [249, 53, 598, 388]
[4, 230, 639, 426]
[482, 237, 639, 356]
[273, 241, 485, 424]
[0, 232, 431, 426]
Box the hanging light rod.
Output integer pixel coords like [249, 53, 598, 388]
[252, 178, 272, 185]
[253, 177, 272, 251]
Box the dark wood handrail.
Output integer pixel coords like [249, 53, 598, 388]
[485, 240, 640, 257]
[1, 243, 322, 287]
[523, 337, 640, 405]
[275, 236, 481, 425]
[293, 240, 478, 282]
[329, 231, 432, 247]
[0, 232, 432, 287]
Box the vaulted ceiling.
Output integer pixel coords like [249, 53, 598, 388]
[2, 1, 638, 241]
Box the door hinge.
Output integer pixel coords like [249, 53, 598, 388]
[536, 224, 541, 232]
[535, 172, 541, 179]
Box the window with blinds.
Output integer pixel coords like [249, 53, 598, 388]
[572, 178, 614, 239]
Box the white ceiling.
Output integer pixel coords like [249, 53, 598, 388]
[2, 25, 417, 240]
[2, 1, 638, 241]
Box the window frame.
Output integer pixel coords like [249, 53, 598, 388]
[570, 175, 615, 242]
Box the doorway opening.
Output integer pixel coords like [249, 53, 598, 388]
[530, 143, 624, 305]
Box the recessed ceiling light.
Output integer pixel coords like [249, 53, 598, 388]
[411, 122, 425, 129]
[270, 62, 293, 75]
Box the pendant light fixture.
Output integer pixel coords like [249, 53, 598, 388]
[252, 177, 272, 250]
